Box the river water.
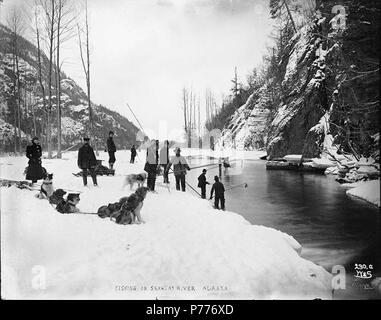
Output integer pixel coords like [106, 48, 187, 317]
[184, 158, 380, 299]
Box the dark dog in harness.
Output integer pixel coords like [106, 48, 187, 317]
[56, 193, 81, 214]
[49, 189, 67, 205]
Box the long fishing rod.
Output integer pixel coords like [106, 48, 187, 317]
[165, 167, 201, 197]
[210, 182, 248, 199]
[156, 162, 221, 177]
[52, 142, 81, 159]
[126, 103, 146, 134]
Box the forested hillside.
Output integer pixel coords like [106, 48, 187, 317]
[0, 24, 139, 154]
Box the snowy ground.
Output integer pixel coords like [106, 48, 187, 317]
[345, 180, 380, 207]
[1, 149, 332, 299]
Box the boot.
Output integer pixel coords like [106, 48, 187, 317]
[92, 174, 98, 186]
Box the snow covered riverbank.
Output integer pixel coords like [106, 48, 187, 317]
[1, 150, 332, 299]
[344, 180, 380, 207]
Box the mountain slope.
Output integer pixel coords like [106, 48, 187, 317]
[0, 24, 139, 153]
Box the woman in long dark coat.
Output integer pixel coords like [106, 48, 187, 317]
[26, 137, 45, 183]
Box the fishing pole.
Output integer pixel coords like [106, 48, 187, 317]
[210, 182, 248, 200]
[166, 167, 200, 197]
[52, 142, 81, 159]
[157, 162, 221, 177]
[126, 103, 146, 134]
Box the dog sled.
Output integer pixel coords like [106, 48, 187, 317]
[0, 179, 33, 189]
[73, 159, 115, 177]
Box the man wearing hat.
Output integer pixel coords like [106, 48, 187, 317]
[197, 169, 210, 199]
[166, 147, 190, 192]
[106, 131, 116, 170]
[210, 176, 225, 210]
[77, 137, 98, 186]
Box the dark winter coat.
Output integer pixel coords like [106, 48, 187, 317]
[107, 137, 116, 153]
[26, 143, 42, 163]
[25, 143, 45, 181]
[197, 173, 209, 188]
[77, 143, 97, 169]
[131, 146, 137, 156]
[210, 181, 225, 198]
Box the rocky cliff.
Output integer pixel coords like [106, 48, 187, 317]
[219, 0, 379, 161]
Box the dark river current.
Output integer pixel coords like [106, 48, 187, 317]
[184, 158, 380, 299]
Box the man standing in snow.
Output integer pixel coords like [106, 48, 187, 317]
[166, 147, 190, 192]
[197, 169, 210, 199]
[78, 137, 98, 187]
[210, 176, 225, 210]
[106, 131, 116, 170]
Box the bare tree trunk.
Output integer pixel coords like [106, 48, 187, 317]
[8, 10, 24, 153]
[11, 53, 18, 153]
[32, 102, 37, 137]
[46, 0, 56, 159]
[35, 10, 47, 136]
[197, 96, 200, 139]
[182, 87, 188, 142]
[56, 0, 62, 158]
[15, 52, 22, 153]
[78, 0, 97, 154]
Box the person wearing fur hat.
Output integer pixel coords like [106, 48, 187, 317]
[25, 137, 45, 183]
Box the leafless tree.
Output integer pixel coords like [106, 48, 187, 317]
[32, 4, 48, 145]
[7, 6, 27, 153]
[55, 0, 76, 158]
[35, 0, 58, 158]
[77, 0, 96, 152]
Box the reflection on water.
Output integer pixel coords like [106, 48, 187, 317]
[184, 157, 381, 299]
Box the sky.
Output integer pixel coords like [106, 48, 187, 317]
[1, 0, 274, 140]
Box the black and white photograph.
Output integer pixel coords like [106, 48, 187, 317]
[0, 0, 380, 304]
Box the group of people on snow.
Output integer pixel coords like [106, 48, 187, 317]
[24, 133, 226, 210]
